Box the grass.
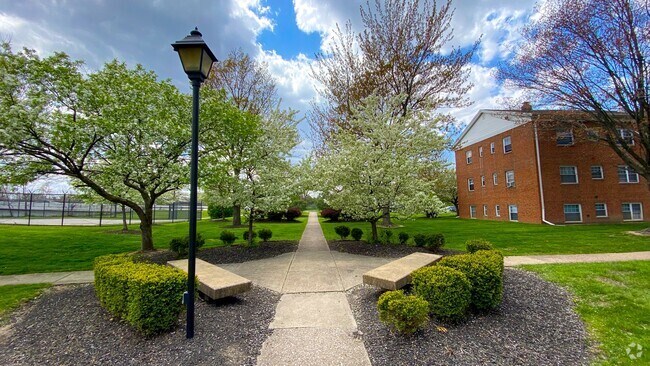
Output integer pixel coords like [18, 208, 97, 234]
[523, 261, 650, 366]
[0, 214, 308, 275]
[0, 284, 52, 322]
[320, 214, 650, 255]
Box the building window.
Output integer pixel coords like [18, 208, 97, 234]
[618, 166, 639, 183]
[495, 205, 501, 217]
[466, 150, 472, 164]
[470, 205, 477, 218]
[590, 166, 604, 180]
[564, 204, 582, 222]
[479, 146, 483, 157]
[556, 129, 574, 146]
[481, 175, 486, 187]
[468, 178, 475, 191]
[493, 172, 498, 185]
[622, 203, 643, 221]
[508, 205, 518, 221]
[483, 205, 488, 217]
[619, 129, 635, 145]
[503, 136, 512, 153]
[560, 166, 578, 184]
[505, 170, 515, 187]
[490, 142, 495, 154]
[595, 203, 608, 218]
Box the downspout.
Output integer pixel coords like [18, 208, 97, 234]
[534, 122, 555, 226]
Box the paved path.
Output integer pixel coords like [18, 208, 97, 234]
[254, 211, 373, 366]
[504, 250, 650, 266]
[0, 270, 94, 286]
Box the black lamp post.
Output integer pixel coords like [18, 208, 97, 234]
[172, 27, 217, 339]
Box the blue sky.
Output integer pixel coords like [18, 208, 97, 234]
[0, 0, 541, 163]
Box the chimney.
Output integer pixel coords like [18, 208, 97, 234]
[521, 101, 532, 112]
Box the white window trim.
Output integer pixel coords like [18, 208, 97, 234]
[505, 170, 515, 188]
[503, 136, 512, 154]
[622, 202, 643, 221]
[508, 205, 518, 222]
[490, 142, 495, 154]
[495, 205, 501, 217]
[595, 203, 608, 218]
[481, 175, 486, 187]
[591, 165, 604, 180]
[556, 129, 574, 146]
[618, 165, 639, 184]
[619, 129, 635, 146]
[563, 204, 583, 223]
[479, 146, 483, 157]
[493, 172, 498, 185]
[468, 178, 475, 191]
[466, 150, 472, 164]
[483, 205, 488, 217]
[560, 166, 579, 184]
[469, 205, 477, 219]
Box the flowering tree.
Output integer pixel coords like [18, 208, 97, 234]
[316, 95, 445, 241]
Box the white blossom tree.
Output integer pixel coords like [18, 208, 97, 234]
[316, 95, 445, 241]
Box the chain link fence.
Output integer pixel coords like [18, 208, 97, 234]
[0, 192, 203, 226]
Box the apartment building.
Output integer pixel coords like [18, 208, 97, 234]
[453, 105, 649, 224]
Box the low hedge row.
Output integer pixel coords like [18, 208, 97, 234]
[94, 254, 189, 336]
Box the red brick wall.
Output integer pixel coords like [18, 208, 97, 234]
[537, 128, 650, 223]
[455, 123, 542, 223]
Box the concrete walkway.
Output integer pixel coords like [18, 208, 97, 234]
[504, 250, 650, 266]
[0, 270, 94, 286]
[255, 211, 373, 366]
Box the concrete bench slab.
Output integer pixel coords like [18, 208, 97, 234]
[362, 252, 441, 290]
[168, 258, 252, 300]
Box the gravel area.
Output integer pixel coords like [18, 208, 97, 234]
[144, 240, 298, 265]
[329, 240, 461, 258]
[0, 284, 280, 365]
[347, 268, 592, 366]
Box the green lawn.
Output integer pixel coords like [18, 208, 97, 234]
[0, 284, 51, 322]
[523, 261, 649, 366]
[320, 215, 650, 255]
[0, 214, 308, 275]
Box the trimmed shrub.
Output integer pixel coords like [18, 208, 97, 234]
[351, 228, 363, 241]
[334, 225, 351, 240]
[398, 232, 409, 245]
[412, 266, 471, 322]
[285, 206, 302, 221]
[243, 230, 257, 241]
[466, 238, 494, 253]
[169, 233, 205, 258]
[379, 229, 394, 245]
[426, 233, 445, 251]
[207, 204, 234, 219]
[438, 250, 504, 311]
[267, 211, 284, 221]
[93, 254, 188, 336]
[377, 290, 429, 335]
[413, 233, 427, 247]
[219, 230, 236, 245]
[321, 208, 341, 221]
[259, 228, 273, 242]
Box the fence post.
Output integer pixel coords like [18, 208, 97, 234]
[99, 203, 103, 227]
[171, 202, 175, 223]
[199, 201, 203, 220]
[27, 193, 33, 226]
[61, 194, 66, 226]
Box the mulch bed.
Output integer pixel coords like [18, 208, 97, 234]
[143, 240, 298, 265]
[328, 240, 461, 258]
[347, 268, 592, 366]
[0, 284, 280, 365]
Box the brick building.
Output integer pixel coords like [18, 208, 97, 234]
[453, 107, 650, 224]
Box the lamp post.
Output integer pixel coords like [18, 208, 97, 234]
[172, 27, 217, 339]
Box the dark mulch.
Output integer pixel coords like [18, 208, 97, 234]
[143, 240, 298, 265]
[328, 240, 461, 258]
[347, 268, 592, 366]
[0, 284, 280, 366]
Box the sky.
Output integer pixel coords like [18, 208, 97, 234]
[0, 0, 541, 166]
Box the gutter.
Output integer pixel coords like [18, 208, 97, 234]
[533, 122, 555, 226]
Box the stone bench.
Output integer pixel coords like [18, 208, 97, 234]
[168, 258, 252, 300]
[362, 252, 442, 290]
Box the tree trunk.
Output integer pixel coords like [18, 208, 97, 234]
[247, 206, 254, 246]
[370, 219, 379, 243]
[452, 197, 459, 217]
[121, 204, 128, 232]
[137, 204, 155, 251]
[233, 204, 242, 226]
[382, 206, 392, 227]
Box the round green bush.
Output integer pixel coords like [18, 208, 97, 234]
[351, 228, 363, 241]
[219, 230, 236, 245]
[425, 233, 445, 251]
[466, 238, 493, 253]
[169, 233, 205, 257]
[438, 251, 503, 311]
[334, 225, 351, 239]
[413, 233, 427, 247]
[259, 228, 273, 242]
[377, 290, 429, 334]
[379, 229, 394, 244]
[412, 266, 471, 322]
[398, 232, 409, 245]
[242, 230, 257, 240]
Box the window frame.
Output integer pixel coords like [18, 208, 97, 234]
[590, 165, 604, 180]
[479, 146, 483, 157]
[490, 142, 495, 154]
[503, 136, 512, 153]
[622, 202, 643, 221]
[481, 175, 486, 187]
[495, 205, 501, 217]
[556, 128, 574, 146]
[465, 150, 472, 164]
[508, 204, 518, 221]
[470, 205, 477, 219]
[493, 172, 498, 185]
[467, 178, 475, 191]
[505, 170, 515, 187]
[595, 203, 608, 218]
[619, 129, 635, 146]
[563, 204, 583, 223]
[618, 165, 639, 183]
[483, 204, 488, 217]
[560, 166, 579, 184]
